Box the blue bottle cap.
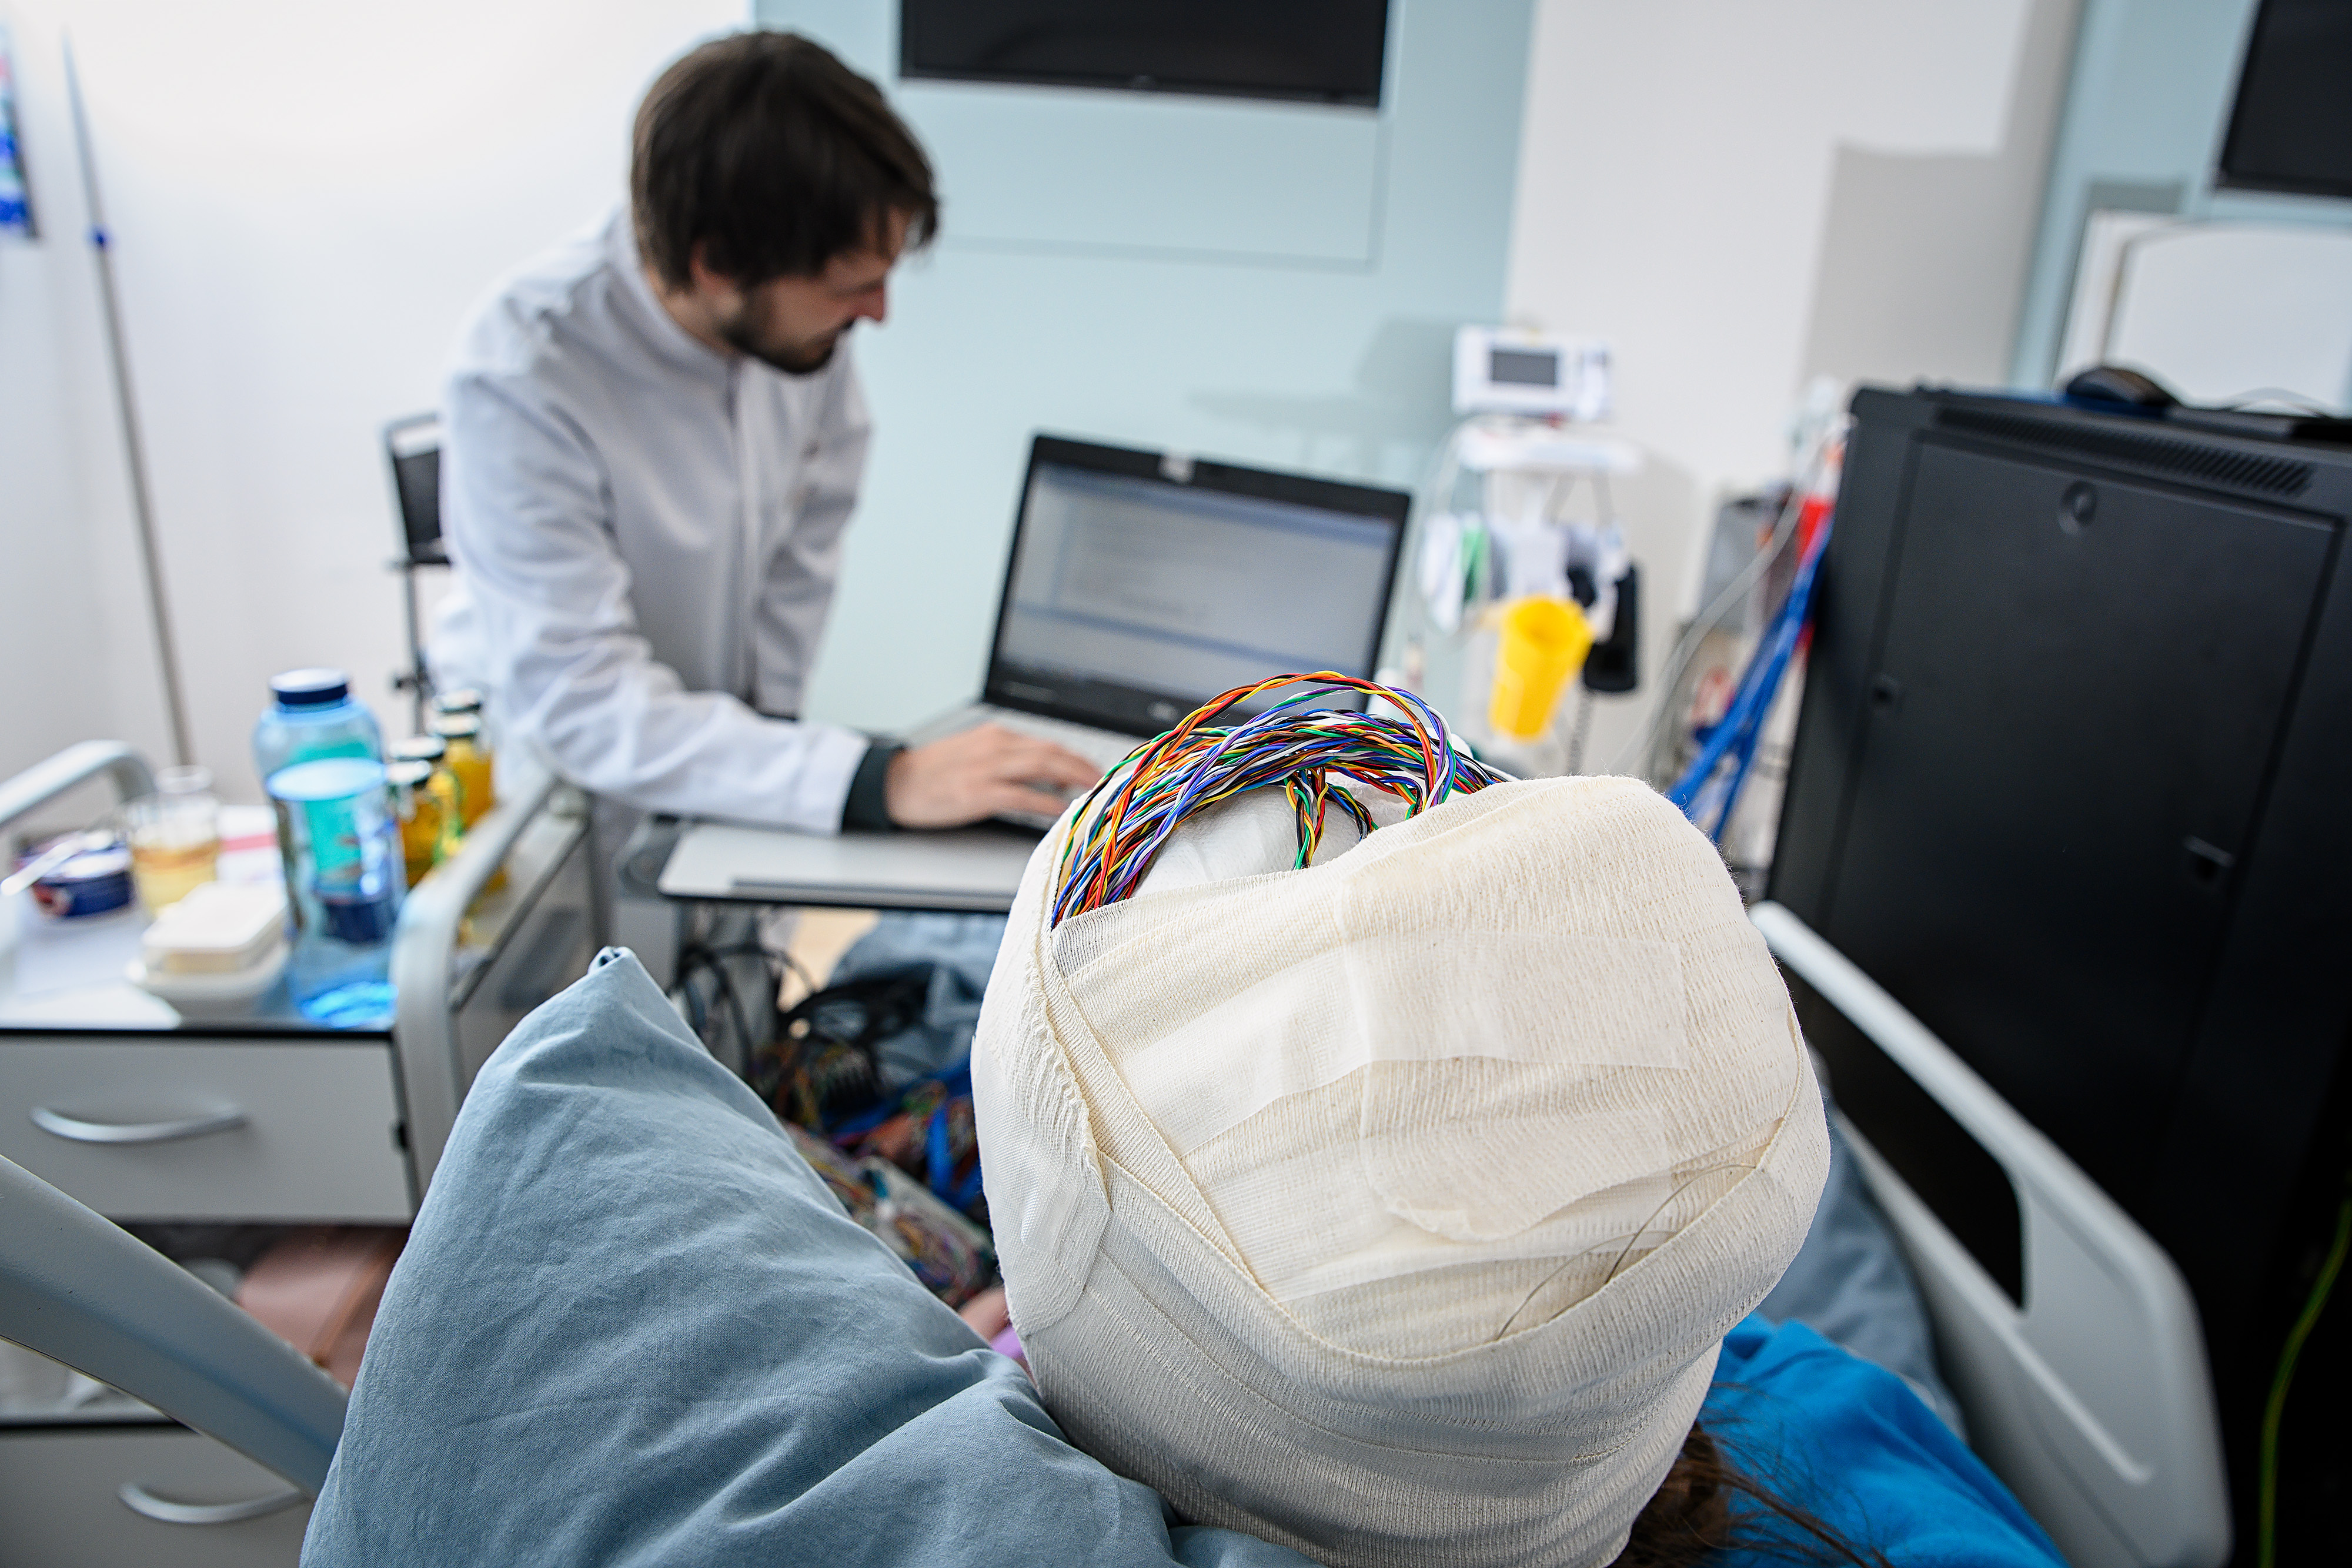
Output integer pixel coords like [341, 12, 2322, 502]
[266, 757, 386, 803]
[270, 668, 352, 709]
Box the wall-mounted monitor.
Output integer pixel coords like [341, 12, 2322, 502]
[2217, 0, 2352, 198]
[898, 1, 1389, 108]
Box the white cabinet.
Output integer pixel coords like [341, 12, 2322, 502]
[0, 1038, 412, 1222]
[0, 1423, 310, 1567]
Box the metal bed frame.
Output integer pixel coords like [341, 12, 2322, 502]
[0, 745, 2231, 1563]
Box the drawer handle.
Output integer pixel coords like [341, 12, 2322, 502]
[29, 1105, 248, 1145]
[118, 1480, 305, 1525]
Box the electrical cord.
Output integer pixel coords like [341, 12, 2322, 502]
[2219, 387, 2336, 416]
[1607, 423, 1842, 780]
[2258, 1176, 2351, 1568]
[774, 948, 820, 1008]
[671, 937, 780, 1076]
[1665, 509, 1832, 840]
[1565, 686, 1595, 777]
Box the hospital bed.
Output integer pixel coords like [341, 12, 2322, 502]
[0, 857, 2228, 1564]
[1753, 902, 2230, 1568]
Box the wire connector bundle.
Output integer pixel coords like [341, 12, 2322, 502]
[1050, 673, 1508, 927]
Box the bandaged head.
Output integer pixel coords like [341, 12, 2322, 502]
[971, 775, 1829, 1567]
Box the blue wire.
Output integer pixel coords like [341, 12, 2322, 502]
[1709, 528, 1828, 829]
[1665, 605, 1783, 814]
[1706, 616, 1798, 841]
[1667, 516, 1833, 826]
[926, 1099, 956, 1198]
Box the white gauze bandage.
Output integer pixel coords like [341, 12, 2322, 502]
[971, 776, 1829, 1568]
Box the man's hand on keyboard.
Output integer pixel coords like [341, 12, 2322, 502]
[884, 724, 1104, 829]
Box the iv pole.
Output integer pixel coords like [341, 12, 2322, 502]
[64, 36, 195, 768]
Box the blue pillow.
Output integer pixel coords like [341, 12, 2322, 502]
[302, 948, 1309, 1567]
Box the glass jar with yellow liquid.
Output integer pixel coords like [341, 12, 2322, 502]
[386, 743, 462, 888]
[429, 709, 495, 831]
[123, 766, 219, 913]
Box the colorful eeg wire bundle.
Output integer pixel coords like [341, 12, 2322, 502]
[1050, 673, 1509, 927]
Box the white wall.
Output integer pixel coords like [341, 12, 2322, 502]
[762, 0, 1532, 735]
[3, 0, 2078, 807]
[0, 0, 741, 803]
[3, 0, 1527, 806]
[2012, 0, 2271, 389]
[2012, 0, 2352, 403]
[1505, 0, 2080, 771]
[0, 9, 170, 788]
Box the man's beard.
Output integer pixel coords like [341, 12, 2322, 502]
[720, 315, 842, 376]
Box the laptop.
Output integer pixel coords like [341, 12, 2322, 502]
[908, 434, 1412, 827]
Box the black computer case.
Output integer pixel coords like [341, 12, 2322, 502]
[1770, 385, 2352, 1564]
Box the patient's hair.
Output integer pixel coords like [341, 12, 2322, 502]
[632, 31, 939, 289]
[1613, 1422, 1893, 1568]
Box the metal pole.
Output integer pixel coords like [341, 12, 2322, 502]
[401, 563, 429, 733]
[64, 36, 195, 768]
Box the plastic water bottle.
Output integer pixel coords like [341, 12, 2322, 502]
[266, 757, 403, 1027]
[252, 669, 384, 785]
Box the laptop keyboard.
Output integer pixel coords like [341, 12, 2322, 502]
[985, 709, 1150, 774]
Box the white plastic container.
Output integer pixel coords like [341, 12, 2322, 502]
[139, 882, 287, 975]
[128, 941, 289, 1019]
[131, 881, 291, 1018]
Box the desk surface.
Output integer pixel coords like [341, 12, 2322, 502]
[656, 822, 1041, 913]
[0, 880, 362, 1038]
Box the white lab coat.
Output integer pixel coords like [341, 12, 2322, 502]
[430, 212, 871, 833]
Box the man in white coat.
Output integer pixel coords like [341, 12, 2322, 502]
[432, 31, 1096, 845]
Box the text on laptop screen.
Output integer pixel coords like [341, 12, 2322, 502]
[996, 464, 1395, 710]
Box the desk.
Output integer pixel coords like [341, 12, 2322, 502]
[654, 821, 1040, 914]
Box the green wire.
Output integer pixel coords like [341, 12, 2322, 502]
[2259, 1182, 2352, 1568]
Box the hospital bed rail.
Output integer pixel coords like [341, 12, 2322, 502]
[1752, 901, 2231, 1568]
[0, 1151, 345, 1503]
[0, 740, 155, 839]
[390, 755, 602, 1193]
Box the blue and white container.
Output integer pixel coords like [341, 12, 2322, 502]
[253, 668, 384, 787]
[19, 837, 134, 920]
[265, 757, 402, 1027]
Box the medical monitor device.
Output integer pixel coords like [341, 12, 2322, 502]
[1452, 326, 1611, 420]
[898, 1, 1390, 108]
[1769, 384, 2352, 1562]
[985, 435, 1409, 737]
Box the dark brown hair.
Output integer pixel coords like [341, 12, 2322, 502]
[1612, 1420, 1896, 1568]
[630, 31, 939, 290]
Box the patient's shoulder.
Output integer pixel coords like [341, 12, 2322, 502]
[1705, 1316, 2065, 1568]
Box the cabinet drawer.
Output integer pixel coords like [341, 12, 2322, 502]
[0, 1423, 309, 1567]
[0, 1040, 412, 1221]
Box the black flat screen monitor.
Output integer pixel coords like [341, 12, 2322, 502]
[898, 1, 1389, 108]
[2218, 0, 2352, 198]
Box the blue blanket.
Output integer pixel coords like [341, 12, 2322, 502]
[303, 948, 1302, 1566]
[303, 948, 2063, 1567]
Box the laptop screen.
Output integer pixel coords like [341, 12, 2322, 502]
[986, 438, 1408, 734]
